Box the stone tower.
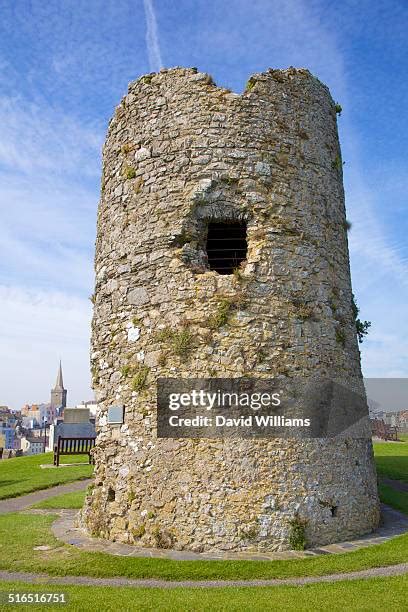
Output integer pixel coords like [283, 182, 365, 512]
[50, 360, 67, 415]
[82, 67, 380, 552]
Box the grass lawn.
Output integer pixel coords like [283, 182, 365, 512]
[31, 490, 86, 510]
[0, 440, 405, 588]
[0, 453, 93, 500]
[373, 441, 408, 482]
[0, 511, 407, 582]
[378, 483, 408, 515]
[0, 576, 406, 611]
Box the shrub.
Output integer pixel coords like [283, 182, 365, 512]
[208, 299, 234, 329]
[131, 524, 145, 538]
[352, 293, 371, 343]
[245, 77, 257, 91]
[131, 365, 150, 391]
[233, 267, 244, 282]
[156, 327, 174, 342]
[123, 165, 136, 179]
[172, 328, 194, 359]
[156, 326, 194, 361]
[332, 154, 343, 171]
[158, 352, 167, 367]
[257, 348, 267, 363]
[335, 328, 346, 346]
[121, 364, 131, 377]
[88, 511, 108, 537]
[152, 526, 174, 549]
[292, 299, 315, 320]
[288, 514, 307, 550]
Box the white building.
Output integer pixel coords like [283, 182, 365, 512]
[76, 401, 97, 418]
[20, 436, 44, 455]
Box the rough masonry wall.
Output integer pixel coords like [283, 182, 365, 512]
[82, 67, 380, 552]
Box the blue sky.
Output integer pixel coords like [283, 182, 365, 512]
[0, 0, 407, 408]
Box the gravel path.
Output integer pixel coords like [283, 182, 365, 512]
[0, 564, 407, 588]
[0, 476, 407, 587]
[0, 479, 92, 514]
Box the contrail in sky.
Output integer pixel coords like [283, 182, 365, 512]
[143, 0, 163, 72]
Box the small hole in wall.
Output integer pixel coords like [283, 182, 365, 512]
[206, 221, 247, 274]
[107, 487, 115, 502]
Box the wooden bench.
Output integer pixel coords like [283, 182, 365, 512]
[53, 436, 96, 467]
[371, 418, 398, 441]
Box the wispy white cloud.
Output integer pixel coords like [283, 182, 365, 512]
[339, 118, 408, 381]
[0, 95, 102, 177]
[271, 1, 408, 377]
[363, 340, 408, 378]
[0, 93, 99, 293]
[143, 0, 163, 72]
[0, 94, 98, 406]
[0, 0, 406, 412]
[0, 285, 92, 408]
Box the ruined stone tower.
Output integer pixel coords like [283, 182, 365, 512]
[82, 67, 380, 552]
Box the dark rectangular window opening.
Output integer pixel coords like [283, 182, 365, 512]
[206, 221, 247, 275]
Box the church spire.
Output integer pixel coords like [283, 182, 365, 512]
[50, 360, 67, 414]
[54, 360, 65, 390]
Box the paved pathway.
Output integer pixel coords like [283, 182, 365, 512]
[0, 478, 407, 588]
[0, 479, 92, 514]
[52, 503, 408, 561]
[0, 563, 407, 588]
[380, 477, 408, 493]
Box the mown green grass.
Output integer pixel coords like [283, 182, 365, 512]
[30, 489, 86, 510]
[373, 441, 408, 482]
[0, 511, 407, 582]
[378, 483, 408, 515]
[0, 441, 405, 585]
[0, 453, 93, 500]
[0, 576, 407, 611]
